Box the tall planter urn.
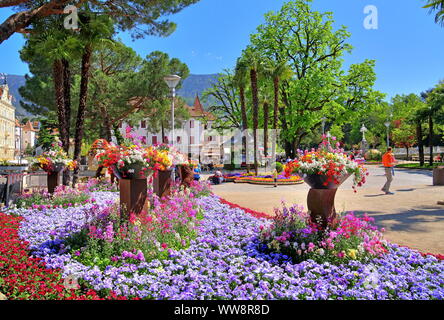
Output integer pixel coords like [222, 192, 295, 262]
[177, 165, 194, 188]
[153, 169, 173, 199]
[303, 173, 351, 229]
[113, 165, 149, 218]
[47, 164, 65, 194]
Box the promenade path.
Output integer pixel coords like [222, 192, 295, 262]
[210, 166, 444, 255]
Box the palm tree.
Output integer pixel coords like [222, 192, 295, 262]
[263, 60, 292, 162]
[424, 0, 444, 25]
[72, 13, 114, 186]
[233, 57, 250, 171]
[242, 46, 263, 176]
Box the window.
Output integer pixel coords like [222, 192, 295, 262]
[141, 120, 146, 128]
[189, 136, 194, 145]
[164, 136, 169, 144]
[177, 136, 181, 144]
[208, 136, 213, 142]
[190, 120, 194, 128]
[152, 136, 158, 145]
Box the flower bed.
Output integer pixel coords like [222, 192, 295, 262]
[226, 173, 304, 185]
[0, 213, 130, 300]
[236, 175, 304, 185]
[5, 187, 443, 300]
[13, 185, 94, 210]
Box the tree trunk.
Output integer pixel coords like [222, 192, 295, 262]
[416, 120, 424, 166]
[99, 104, 112, 141]
[239, 86, 249, 172]
[161, 122, 165, 144]
[406, 147, 409, 160]
[429, 113, 434, 166]
[62, 58, 71, 186]
[271, 77, 279, 165]
[72, 44, 93, 187]
[0, 1, 71, 44]
[263, 101, 269, 157]
[250, 68, 259, 176]
[113, 123, 124, 145]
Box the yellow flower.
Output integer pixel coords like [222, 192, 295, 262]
[348, 249, 358, 260]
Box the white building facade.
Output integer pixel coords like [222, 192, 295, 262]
[118, 96, 225, 164]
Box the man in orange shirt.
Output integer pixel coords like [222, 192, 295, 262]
[381, 147, 396, 195]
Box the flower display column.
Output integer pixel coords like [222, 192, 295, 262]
[285, 136, 367, 229]
[152, 170, 172, 199]
[119, 177, 148, 217]
[304, 174, 350, 228]
[178, 164, 194, 188]
[47, 170, 60, 194]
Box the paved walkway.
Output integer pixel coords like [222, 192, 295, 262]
[210, 166, 444, 255]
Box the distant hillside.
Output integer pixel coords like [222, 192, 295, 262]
[178, 74, 220, 108]
[2, 73, 220, 117]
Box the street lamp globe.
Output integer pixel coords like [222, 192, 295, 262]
[163, 75, 181, 90]
[384, 121, 390, 128]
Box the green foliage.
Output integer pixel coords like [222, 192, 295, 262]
[274, 162, 284, 173]
[249, 0, 383, 153]
[423, 0, 444, 26]
[364, 149, 382, 161]
[36, 115, 58, 150]
[15, 188, 91, 209]
[392, 122, 417, 149]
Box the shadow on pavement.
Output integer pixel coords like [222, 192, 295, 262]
[395, 169, 433, 177]
[353, 206, 444, 233]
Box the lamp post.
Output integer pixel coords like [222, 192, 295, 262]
[326, 131, 331, 146]
[384, 121, 390, 148]
[360, 124, 368, 153]
[163, 75, 181, 147]
[321, 117, 326, 136]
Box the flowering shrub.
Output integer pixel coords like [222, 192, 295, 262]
[0, 213, 129, 300]
[78, 177, 119, 192]
[95, 142, 153, 178]
[285, 136, 368, 191]
[63, 188, 203, 270]
[186, 180, 212, 197]
[30, 138, 77, 173]
[14, 185, 93, 210]
[258, 202, 388, 265]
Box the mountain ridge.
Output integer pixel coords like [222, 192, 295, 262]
[2, 73, 220, 118]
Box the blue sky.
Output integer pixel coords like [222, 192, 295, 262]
[1, 0, 443, 100]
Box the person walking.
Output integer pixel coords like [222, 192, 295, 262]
[273, 169, 278, 188]
[381, 147, 396, 195]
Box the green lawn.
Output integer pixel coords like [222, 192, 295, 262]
[396, 163, 444, 170]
